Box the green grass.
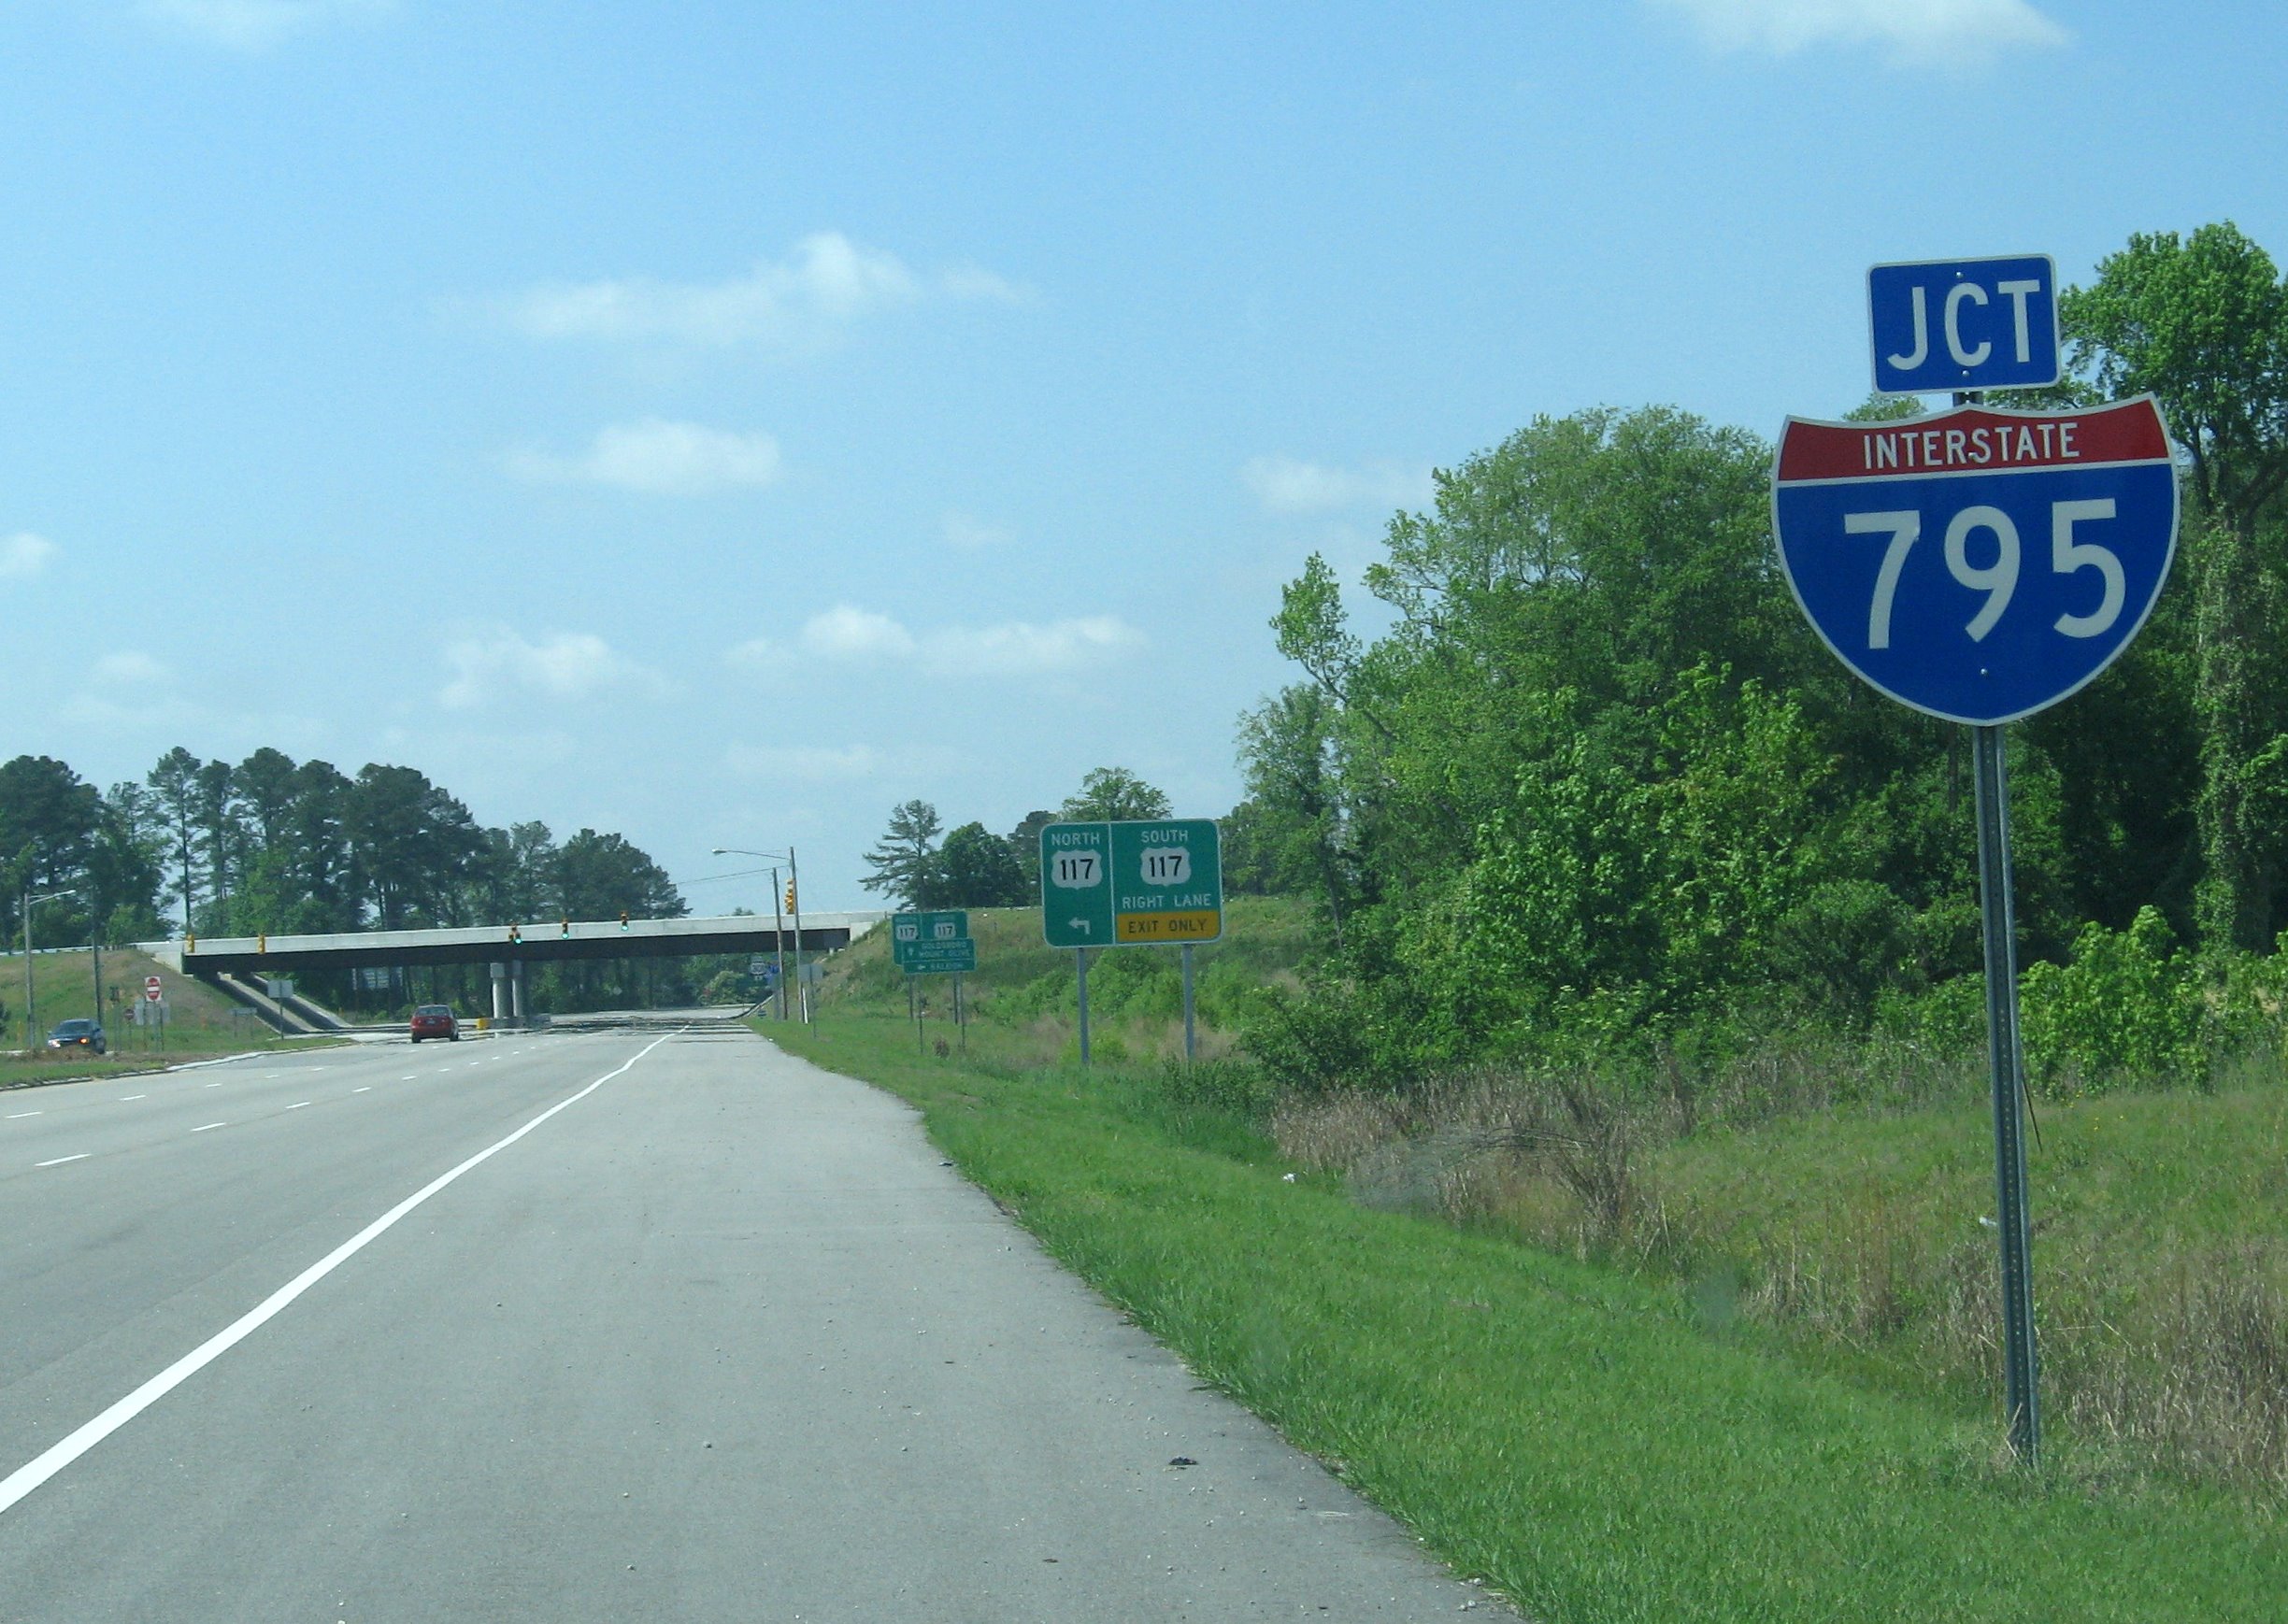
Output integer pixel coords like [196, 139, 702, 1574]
[0, 947, 324, 1088]
[765, 1011, 2286, 1623]
[1629, 1079, 2288, 1477]
[820, 895, 1314, 1065]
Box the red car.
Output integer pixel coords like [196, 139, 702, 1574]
[409, 1004, 460, 1043]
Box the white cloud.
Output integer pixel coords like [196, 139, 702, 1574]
[1, 532, 57, 579]
[722, 743, 884, 782]
[508, 420, 782, 496]
[802, 605, 1143, 676]
[438, 629, 670, 710]
[800, 605, 919, 662]
[1241, 456, 1433, 516]
[137, 0, 393, 50]
[1652, 0, 2068, 68]
[493, 232, 1025, 349]
[921, 617, 1145, 676]
[93, 650, 171, 686]
[725, 606, 1147, 679]
[722, 637, 786, 671]
[941, 511, 1014, 550]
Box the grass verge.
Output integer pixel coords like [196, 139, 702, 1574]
[767, 1010, 2283, 1624]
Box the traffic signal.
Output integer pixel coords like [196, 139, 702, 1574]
[784, 879, 797, 912]
[619, 909, 630, 932]
[560, 917, 570, 937]
[508, 924, 522, 944]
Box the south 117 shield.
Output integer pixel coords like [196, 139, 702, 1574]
[1771, 395, 2177, 726]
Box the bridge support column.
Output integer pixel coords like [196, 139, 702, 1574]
[491, 962, 509, 1025]
[510, 960, 527, 1026]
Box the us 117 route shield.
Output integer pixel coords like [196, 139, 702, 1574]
[1771, 395, 2178, 726]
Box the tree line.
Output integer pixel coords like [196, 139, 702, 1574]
[0, 746, 684, 956]
[1223, 221, 2288, 1079]
[858, 766, 1176, 908]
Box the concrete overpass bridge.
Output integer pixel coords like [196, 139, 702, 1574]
[137, 912, 888, 1027]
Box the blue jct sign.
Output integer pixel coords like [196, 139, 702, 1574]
[1773, 397, 2177, 725]
[1868, 255, 2060, 395]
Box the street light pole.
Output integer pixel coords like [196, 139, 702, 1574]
[789, 846, 806, 1024]
[770, 865, 787, 1020]
[22, 886, 75, 1053]
[712, 846, 805, 1024]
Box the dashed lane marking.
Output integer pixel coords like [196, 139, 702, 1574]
[287, 1102, 310, 1110]
[191, 1122, 225, 1133]
[0, 1031, 679, 1519]
[35, 1154, 89, 1168]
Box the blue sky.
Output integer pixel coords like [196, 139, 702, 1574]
[4, 1, 2282, 916]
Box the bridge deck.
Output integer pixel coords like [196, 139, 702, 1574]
[138, 912, 887, 975]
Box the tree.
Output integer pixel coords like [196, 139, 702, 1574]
[1006, 809, 1054, 890]
[1061, 768, 1171, 822]
[0, 756, 102, 944]
[1237, 684, 1353, 940]
[286, 760, 356, 932]
[145, 747, 203, 932]
[2065, 222, 2288, 950]
[932, 821, 1027, 907]
[345, 764, 484, 927]
[193, 758, 239, 925]
[861, 800, 943, 906]
[235, 748, 300, 855]
[555, 829, 685, 919]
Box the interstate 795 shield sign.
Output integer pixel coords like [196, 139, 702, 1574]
[1771, 395, 2178, 726]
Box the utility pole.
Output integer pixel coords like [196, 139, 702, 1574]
[770, 866, 788, 1020]
[789, 846, 807, 1024]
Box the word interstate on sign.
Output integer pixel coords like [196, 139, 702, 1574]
[1860, 417, 2086, 472]
[1868, 254, 2060, 395]
[1772, 395, 2178, 727]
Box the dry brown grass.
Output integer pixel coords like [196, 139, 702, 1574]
[1270, 1059, 2288, 1496]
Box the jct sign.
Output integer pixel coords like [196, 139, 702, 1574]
[1772, 395, 2177, 726]
[1868, 254, 2060, 394]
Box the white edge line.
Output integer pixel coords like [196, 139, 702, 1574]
[0, 1030, 678, 1518]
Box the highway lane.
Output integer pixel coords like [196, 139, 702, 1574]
[0, 1033, 658, 1474]
[0, 1027, 1493, 1620]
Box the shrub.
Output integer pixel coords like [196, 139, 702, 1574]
[2020, 906, 2207, 1096]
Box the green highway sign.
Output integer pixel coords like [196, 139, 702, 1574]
[1040, 819, 1222, 947]
[1040, 822, 1113, 947]
[891, 909, 970, 968]
[900, 937, 977, 974]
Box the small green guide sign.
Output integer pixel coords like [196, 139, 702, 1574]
[892, 909, 972, 974]
[1040, 819, 1221, 948]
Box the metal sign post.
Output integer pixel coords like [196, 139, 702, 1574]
[1771, 273, 2181, 1466]
[1973, 720, 2040, 1459]
[1076, 947, 1091, 1068]
[1180, 944, 1196, 1062]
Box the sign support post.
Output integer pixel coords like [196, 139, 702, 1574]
[1180, 944, 1196, 1061]
[1974, 719, 2040, 1460]
[1076, 947, 1091, 1068]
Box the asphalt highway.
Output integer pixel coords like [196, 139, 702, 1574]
[0, 1025, 1494, 1620]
